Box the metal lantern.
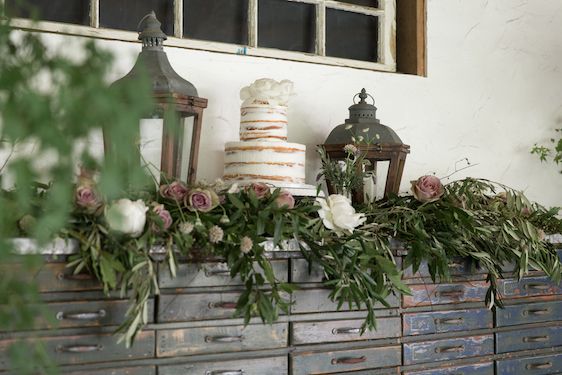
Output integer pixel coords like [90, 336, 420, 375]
[323, 88, 410, 203]
[107, 11, 207, 183]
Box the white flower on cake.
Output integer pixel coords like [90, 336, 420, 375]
[316, 194, 366, 235]
[240, 78, 294, 106]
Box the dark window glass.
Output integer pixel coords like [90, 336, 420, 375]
[5, 0, 89, 25]
[100, 0, 174, 35]
[184, 0, 248, 45]
[258, 0, 315, 53]
[338, 0, 378, 7]
[326, 9, 378, 62]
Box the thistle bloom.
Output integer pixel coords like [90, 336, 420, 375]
[209, 225, 224, 244]
[178, 221, 194, 235]
[240, 236, 253, 254]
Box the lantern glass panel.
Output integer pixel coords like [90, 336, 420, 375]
[374, 160, 389, 200]
[179, 116, 195, 182]
[139, 118, 164, 182]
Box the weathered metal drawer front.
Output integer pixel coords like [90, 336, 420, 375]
[63, 366, 156, 375]
[36, 263, 101, 292]
[291, 345, 401, 375]
[158, 356, 288, 375]
[496, 325, 562, 353]
[402, 282, 488, 308]
[496, 300, 562, 327]
[0, 331, 155, 369]
[496, 353, 562, 375]
[403, 335, 494, 365]
[403, 308, 492, 336]
[500, 276, 562, 298]
[292, 317, 400, 345]
[41, 299, 154, 329]
[291, 258, 325, 283]
[292, 288, 399, 314]
[158, 292, 242, 322]
[403, 362, 493, 375]
[157, 323, 288, 357]
[403, 258, 485, 279]
[158, 260, 288, 288]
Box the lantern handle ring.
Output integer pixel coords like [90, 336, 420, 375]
[353, 88, 375, 105]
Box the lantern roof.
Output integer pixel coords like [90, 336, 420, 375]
[111, 11, 198, 100]
[325, 88, 403, 145]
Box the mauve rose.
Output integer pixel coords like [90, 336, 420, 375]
[411, 175, 445, 203]
[248, 182, 270, 199]
[151, 204, 173, 232]
[275, 190, 295, 209]
[159, 181, 189, 201]
[186, 188, 219, 212]
[75, 185, 102, 213]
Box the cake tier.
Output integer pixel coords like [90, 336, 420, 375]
[224, 141, 306, 185]
[240, 104, 287, 142]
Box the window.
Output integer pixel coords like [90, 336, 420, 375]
[4, 0, 425, 74]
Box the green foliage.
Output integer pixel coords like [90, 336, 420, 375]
[317, 146, 366, 195]
[531, 127, 562, 173]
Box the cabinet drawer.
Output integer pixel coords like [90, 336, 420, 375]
[291, 345, 401, 375]
[403, 258, 485, 279]
[36, 263, 101, 292]
[499, 276, 562, 298]
[159, 356, 288, 375]
[291, 258, 325, 283]
[496, 353, 562, 375]
[63, 366, 156, 375]
[403, 335, 493, 365]
[158, 260, 288, 288]
[496, 300, 562, 327]
[291, 289, 399, 314]
[292, 317, 400, 345]
[157, 323, 287, 357]
[158, 292, 242, 322]
[0, 331, 155, 369]
[403, 362, 493, 375]
[41, 299, 154, 329]
[402, 282, 488, 308]
[403, 308, 492, 336]
[496, 325, 562, 353]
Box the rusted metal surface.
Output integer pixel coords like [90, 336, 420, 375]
[496, 300, 562, 327]
[403, 361, 493, 375]
[403, 335, 494, 365]
[497, 352, 562, 375]
[402, 281, 488, 307]
[500, 276, 562, 298]
[403, 308, 492, 336]
[496, 325, 562, 354]
[159, 356, 288, 375]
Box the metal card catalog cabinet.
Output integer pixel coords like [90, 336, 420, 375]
[1, 242, 562, 374]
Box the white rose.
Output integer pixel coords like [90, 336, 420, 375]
[105, 199, 148, 238]
[316, 194, 366, 235]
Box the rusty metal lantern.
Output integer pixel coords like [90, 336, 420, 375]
[107, 11, 207, 183]
[323, 88, 410, 203]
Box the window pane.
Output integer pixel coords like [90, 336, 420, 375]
[326, 9, 378, 62]
[184, 0, 248, 45]
[5, 0, 89, 25]
[258, 0, 315, 53]
[337, 0, 379, 7]
[100, 0, 174, 35]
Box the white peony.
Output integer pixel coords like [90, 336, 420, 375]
[240, 78, 294, 106]
[316, 194, 366, 235]
[105, 199, 148, 238]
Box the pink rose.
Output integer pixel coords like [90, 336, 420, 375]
[160, 181, 189, 201]
[185, 188, 219, 212]
[275, 190, 295, 209]
[151, 204, 173, 232]
[247, 182, 270, 199]
[411, 175, 444, 203]
[75, 185, 102, 213]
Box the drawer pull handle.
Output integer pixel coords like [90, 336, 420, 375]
[56, 309, 106, 321]
[448, 262, 464, 269]
[434, 318, 464, 325]
[208, 302, 237, 309]
[526, 361, 553, 370]
[56, 344, 103, 353]
[435, 290, 464, 298]
[524, 283, 550, 291]
[205, 335, 244, 343]
[523, 335, 549, 343]
[524, 308, 551, 316]
[57, 272, 94, 281]
[206, 371, 245, 375]
[204, 268, 231, 277]
[332, 327, 361, 335]
[435, 345, 464, 353]
[331, 356, 366, 365]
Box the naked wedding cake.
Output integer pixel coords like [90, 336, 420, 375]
[224, 79, 314, 194]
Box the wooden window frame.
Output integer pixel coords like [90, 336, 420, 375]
[5, 0, 426, 74]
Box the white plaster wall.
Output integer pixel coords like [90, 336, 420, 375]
[5, 0, 562, 206]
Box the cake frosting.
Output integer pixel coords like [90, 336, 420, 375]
[223, 79, 309, 189]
